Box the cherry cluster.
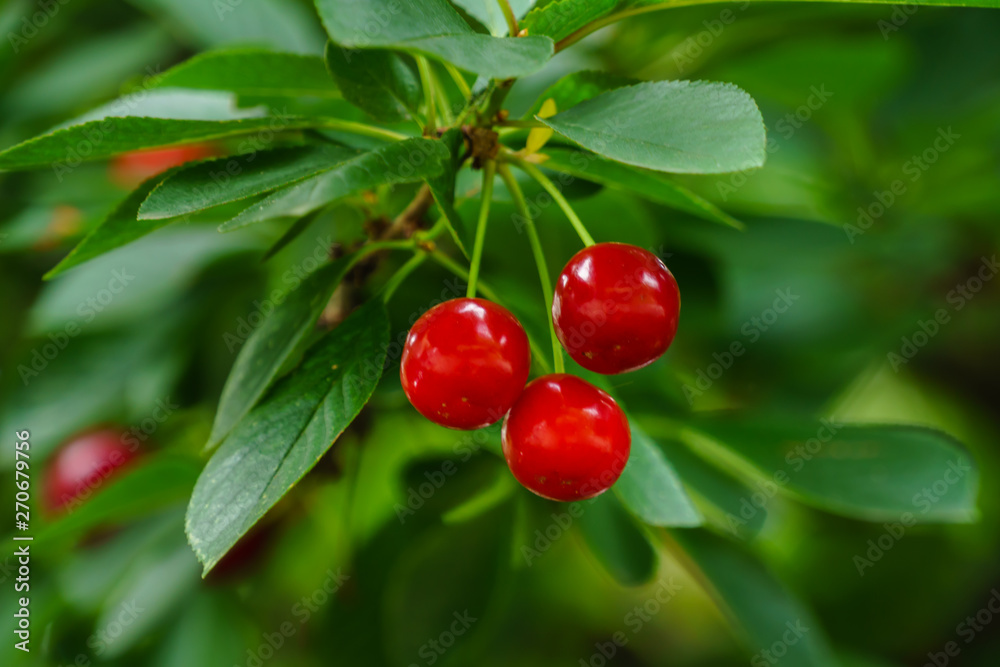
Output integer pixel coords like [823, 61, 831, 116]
[401, 242, 680, 502]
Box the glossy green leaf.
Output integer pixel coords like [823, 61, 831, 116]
[542, 147, 742, 228]
[671, 529, 837, 667]
[0, 115, 323, 172]
[324, 42, 422, 122]
[577, 492, 657, 586]
[315, 0, 553, 79]
[45, 172, 180, 279]
[658, 438, 766, 540]
[208, 254, 358, 447]
[129, 0, 326, 54]
[35, 456, 201, 546]
[186, 300, 390, 573]
[525, 0, 1000, 48]
[687, 417, 980, 523]
[220, 137, 449, 230]
[139, 144, 358, 220]
[426, 128, 471, 258]
[539, 80, 766, 174]
[525, 70, 634, 118]
[151, 48, 339, 98]
[614, 425, 702, 527]
[521, 0, 617, 42]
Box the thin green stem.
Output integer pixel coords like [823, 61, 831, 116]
[428, 64, 454, 125]
[318, 118, 409, 142]
[444, 63, 472, 100]
[381, 252, 427, 302]
[511, 157, 596, 247]
[416, 56, 437, 134]
[466, 160, 496, 298]
[498, 164, 564, 374]
[496, 0, 519, 36]
[429, 251, 552, 375]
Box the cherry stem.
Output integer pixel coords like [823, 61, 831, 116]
[416, 56, 437, 134]
[497, 0, 519, 36]
[444, 63, 471, 100]
[498, 164, 565, 374]
[317, 118, 408, 143]
[429, 251, 553, 375]
[381, 252, 428, 302]
[512, 157, 596, 247]
[466, 160, 497, 298]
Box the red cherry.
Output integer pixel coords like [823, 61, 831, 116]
[401, 298, 531, 430]
[502, 374, 631, 501]
[109, 144, 215, 189]
[42, 429, 139, 514]
[553, 242, 680, 374]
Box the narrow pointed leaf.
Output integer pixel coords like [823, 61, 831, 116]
[139, 144, 358, 219]
[614, 425, 702, 527]
[578, 492, 658, 586]
[220, 137, 449, 230]
[324, 42, 422, 122]
[187, 300, 390, 573]
[151, 48, 339, 97]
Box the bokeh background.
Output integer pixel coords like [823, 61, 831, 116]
[1, 1, 999, 665]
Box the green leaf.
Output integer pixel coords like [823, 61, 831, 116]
[45, 172, 179, 279]
[0, 115, 323, 172]
[521, 0, 618, 42]
[525, 70, 634, 118]
[35, 456, 200, 546]
[138, 144, 358, 220]
[614, 424, 702, 527]
[261, 210, 324, 262]
[687, 417, 980, 523]
[542, 147, 743, 228]
[220, 137, 449, 230]
[538, 80, 766, 174]
[324, 42, 422, 123]
[186, 300, 390, 573]
[151, 48, 339, 98]
[657, 438, 766, 540]
[525, 0, 1000, 48]
[426, 128, 471, 259]
[315, 0, 553, 79]
[577, 492, 657, 586]
[128, 0, 327, 54]
[208, 254, 358, 447]
[671, 529, 837, 667]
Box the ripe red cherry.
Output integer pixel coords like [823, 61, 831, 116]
[109, 144, 214, 189]
[502, 374, 631, 501]
[401, 298, 531, 430]
[553, 242, 680, 374]
[42, 429, 139, 514]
